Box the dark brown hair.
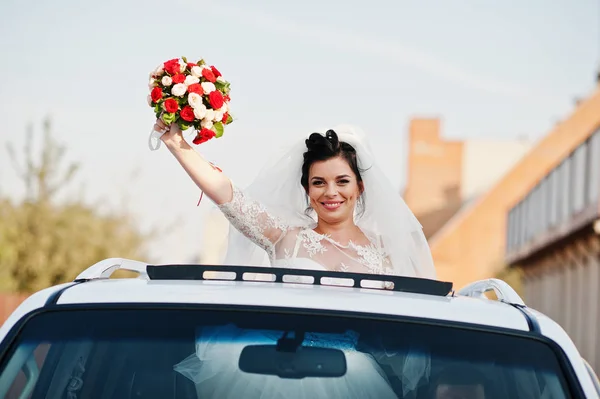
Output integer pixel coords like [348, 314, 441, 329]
[301, 129, 363, 191]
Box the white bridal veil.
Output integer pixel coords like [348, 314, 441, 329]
[222, 124, 436, 279]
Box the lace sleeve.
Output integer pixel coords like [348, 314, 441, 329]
[217, 186, 289, 257]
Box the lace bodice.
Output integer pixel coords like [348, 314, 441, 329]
[218, 187, 393, 276]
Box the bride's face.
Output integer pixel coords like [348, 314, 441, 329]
[307, 156, 363, 224]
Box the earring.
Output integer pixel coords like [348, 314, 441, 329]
[356, 195, 365, 215]
[304, 195, 314, 216]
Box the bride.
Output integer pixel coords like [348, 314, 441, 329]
[152, 118, 436, 398]
[153, 119, 436, 279]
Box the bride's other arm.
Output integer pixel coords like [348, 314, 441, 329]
[155, 119, 232, 205]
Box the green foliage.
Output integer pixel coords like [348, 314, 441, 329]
[213, 122, 224, 138]
[0, 117, 149, 293]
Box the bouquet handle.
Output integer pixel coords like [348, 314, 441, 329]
[148, 128, 165, 151]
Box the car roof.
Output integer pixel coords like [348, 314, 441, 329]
[56, 258, 531, 332]
[56, 278, 530, 331]
[1, 258, 535, 334]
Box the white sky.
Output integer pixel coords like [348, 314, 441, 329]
[0, 0, 598, 263]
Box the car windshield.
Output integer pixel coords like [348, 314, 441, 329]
[0, 308, 574, 399]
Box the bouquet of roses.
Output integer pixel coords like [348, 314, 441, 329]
[147, 56, 232, 149]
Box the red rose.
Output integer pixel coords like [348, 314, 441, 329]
[187, 83, 204, 95]
[202, 68, 216, 83]
[193, 128, 216, 145]
[180, 106, 195, 122]
[210, 65, 222, 77]
[171, 73, 185, 84]
[163, 59, 181, 75]
[224, 95, 230, 102]
[208, 91, 224, 109]
[221, 112, 229, 123]
[187, 62, 197, 69]
[163, 98, 179, 113]
[150, 87, 163, 103]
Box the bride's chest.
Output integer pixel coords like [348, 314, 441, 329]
[278, 230, 390, 275]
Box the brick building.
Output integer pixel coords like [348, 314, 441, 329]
[410, 82, 600, 295]
[404, 118, 531, 239]
[403, 118, 532, 287]
[403, 119, 464, 239]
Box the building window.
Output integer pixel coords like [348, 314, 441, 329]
[539, 178, 548, 233]
[588, 129, 600, 204]
[555, 165, 563, 226]
[507, 209, 515, 253]
[525, 194, 533, 243]
[527, 188, 536, 242]
[572, 142, 587, 213]
[517, 201, 527, 247]
[559, 158, 571, 224]
[532, 185, 540, 238]
[509, 206, 516, 251]
[548, 170, 557, 228]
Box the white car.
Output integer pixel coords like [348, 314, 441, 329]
[0, 258, 598, 399]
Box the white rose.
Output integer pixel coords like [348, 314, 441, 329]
[188, 93, 204, 109]
[201, 82, 216, 94]
[201, 119, 213, 129]
[179, 63, 186, 73]
[153, 65, 164, 76]
[161, 76, 173, 86]
[214, 111, 224, 122]
[191, 66, 203, 78]
[147, 95, 153, 106]
[216, 76, 226, 83]
[204, 109, 216, 123]
[184, 75, 200, 86]
[219, 102, 229, 113]
[193, 105, 207, 120]
[171, 83, 187, 97]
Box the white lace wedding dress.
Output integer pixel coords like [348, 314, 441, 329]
[172, 187, 427, 398]
[219, 187, 394, 277]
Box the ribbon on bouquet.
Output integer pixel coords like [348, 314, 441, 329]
[197, 162, 223, 206]
[148, 128, 166, 151]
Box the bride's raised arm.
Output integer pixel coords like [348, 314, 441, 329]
[155, 119, 289, 256]
[157, 119, 232, 205]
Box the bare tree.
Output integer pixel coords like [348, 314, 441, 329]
[0, 117, 150, 293]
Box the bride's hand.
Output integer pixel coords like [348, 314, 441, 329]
[153, 118, 185, 147]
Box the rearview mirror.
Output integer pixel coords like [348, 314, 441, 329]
[238, 345, 347, 379]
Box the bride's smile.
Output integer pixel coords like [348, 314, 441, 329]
[321, 201, 344, 211]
